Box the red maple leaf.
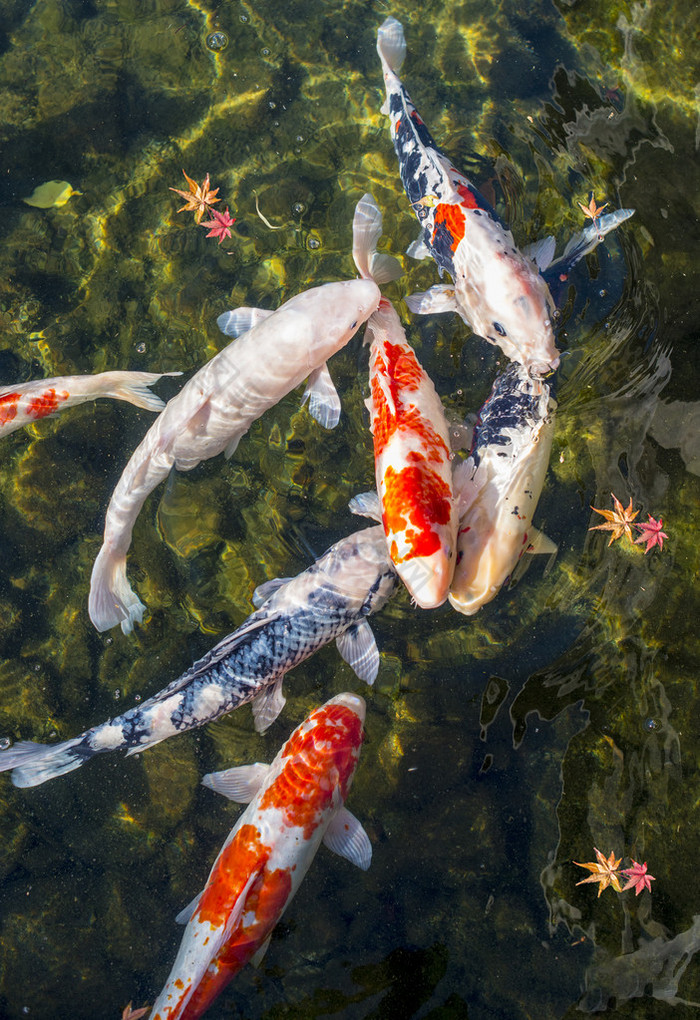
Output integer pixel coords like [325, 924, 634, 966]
[200, 207, 236, 244]
[634, 514, 668, 553]
[621, 859, 655, 895]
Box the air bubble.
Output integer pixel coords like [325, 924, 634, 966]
[261, 47, 270, 56]
[205, 31, 229, 52]
[114, 689, 121, 700]
[307, 236, 321, 250]
[240, 14, 248, 22]
[136, 342, 146, 354]
[292, 202, 305, 215]
[268, 100, 277, 110]
[0, 736, 10, 750]
[599, 289, 607, 297]
[644, 717, 659, 731]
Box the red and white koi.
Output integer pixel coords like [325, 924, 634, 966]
[149, 692, 370, 1020]
[449, 362, 556, 616]
[354, 284, 457, 608]
[0, 370, 176, 437]
[88, 196, 401, 635]
[376, 17, 559, 377]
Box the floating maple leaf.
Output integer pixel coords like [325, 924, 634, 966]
[578, 194, 607, 223]
[169, 170, 220, 224]
[121, 1003, 149, 1020]
[574, 848, 623, 897]
[621, 859, 656, 895]
[200, 207, 236, 244]
[589, 493, 639, 546]
[634, 514, 668, 553]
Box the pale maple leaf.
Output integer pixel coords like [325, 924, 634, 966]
[589, 493, 639, 545]
[621, 859, 655, 895]
[169, 170, 220, 224]
[121, 1003, 149, 1020]
[578, 194, 608, 222]
[634, 514, 668, 553]
[200, 207, 236, 244]
[574, 848, 623, 897]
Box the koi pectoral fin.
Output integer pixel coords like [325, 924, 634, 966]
[323, 807, 372, 870]
[251, 576, 294, 608]
[336, 620, 380, 685]
[251, 678, 287, 733]
[406, 235, 431, 260]
[217, 306, 274, 337]
[302, 362, 341, 429]
[348, 490, 381, 521]
[202, 762, 272, 803]
[525, 527, 557, 556]
[404, 285, 458, 316]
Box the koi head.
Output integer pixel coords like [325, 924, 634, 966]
[476, 251, 559, 376]
[281, 693, 367, 806]
[303, 278, 381, 366]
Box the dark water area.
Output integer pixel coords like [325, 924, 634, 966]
[0, 0, 699, 1018]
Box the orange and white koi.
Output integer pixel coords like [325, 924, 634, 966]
[449, 362, 556, 615]
[149, 692, 370, 1020]
[0, 370, 176, 437]
[376, 17, 559, 376]
[354, 291, 457, 608]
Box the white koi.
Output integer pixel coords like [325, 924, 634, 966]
[88, 196, 401, 635]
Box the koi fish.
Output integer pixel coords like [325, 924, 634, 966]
[449, 362, 556, 616]
[0, 370, 177, 436]
[88, 195, 401, 635]
[358, 292, 457, 608]
[0, 521, 396, 788]
[149, 692, 371, 1020]
[376, 16, 559, 377]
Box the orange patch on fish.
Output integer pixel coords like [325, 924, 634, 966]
[196, 823, 269, 928]
[382, 464, 452, 562]
[432, 203, 466, 253]
[26, 387, 69, 419]
[0, 392, 20, 426]
[456, 183, 479, 209]
[264, 705, 363, 832]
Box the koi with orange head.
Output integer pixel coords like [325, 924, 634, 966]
[148, 693, 371, 1020]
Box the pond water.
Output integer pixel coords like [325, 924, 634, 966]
[0, 0, 699, 1018]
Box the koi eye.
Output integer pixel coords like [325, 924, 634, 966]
[493, 321, 507, 336]
[350, 320, 358, 329]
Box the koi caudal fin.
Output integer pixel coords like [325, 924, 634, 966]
[352, 194, 403, 285]
[377, 17, 406, 75]
[0, 736, 90, 788]
[96, 370, 182, 412]
[88, 542, 145, 635]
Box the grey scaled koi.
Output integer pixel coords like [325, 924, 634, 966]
[0, 523, 397, 788]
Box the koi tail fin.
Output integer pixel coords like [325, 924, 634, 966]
[0, 736, 91, 788]
[88, 542, 145, 635]
[352, 194, 403, 284]
[99, 370, 182, 413]
[377, 17, 406, 75]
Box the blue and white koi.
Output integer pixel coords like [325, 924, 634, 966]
[88, 197, 401, 635]
[0, 522, 396, 788]
[149, 693, 370, 1020]
[376, 16, 559, 376]
[0, 370, 177, 437]
[449, 363, 556, 616]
